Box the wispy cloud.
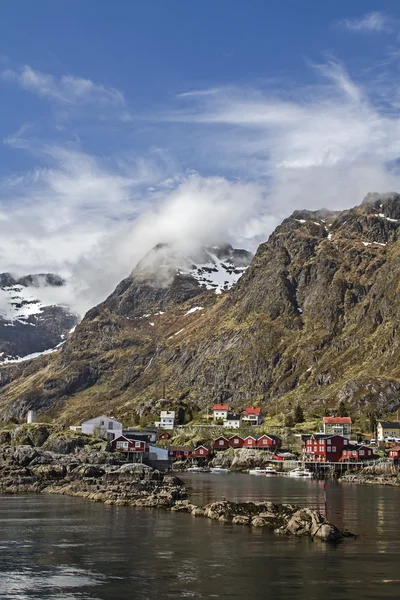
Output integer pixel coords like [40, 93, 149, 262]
[339, 11, 391, 33]
[1, 65, 125, 107]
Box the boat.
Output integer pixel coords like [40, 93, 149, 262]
[249, 467, 277, 475]
[187, 466, 210, 473]
[209, 467, 230, 474]
[264, 466, 278, 476]
[288, 467, 314, 478]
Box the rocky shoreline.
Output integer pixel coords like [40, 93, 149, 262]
[0, 443, 354, 542]
[340, 468, 400, 487]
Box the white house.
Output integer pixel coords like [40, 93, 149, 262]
[242, 407, 262, 426]
[213, 404, 229, 421]
[223, 413, 242, 429]
[81, 415, 123, 440]
[155, 410, 175, 430]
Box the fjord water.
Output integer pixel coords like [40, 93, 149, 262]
[0, 475, 399, 600]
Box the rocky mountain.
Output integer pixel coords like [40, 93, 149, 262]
[0, 273, 79, 363]
[3, 194, 400, 425]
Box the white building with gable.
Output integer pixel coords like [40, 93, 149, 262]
[81, 415, 123, 440]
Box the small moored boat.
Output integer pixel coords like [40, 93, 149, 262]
[249, 467, 277, 475]
[210, 467, 230, 474]
[187, 466, 210, 473]
[288, 467, 314, 478]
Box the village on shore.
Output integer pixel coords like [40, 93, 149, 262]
[20, 401, 398, 476]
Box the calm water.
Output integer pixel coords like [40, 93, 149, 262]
[0, 474, 399, 599]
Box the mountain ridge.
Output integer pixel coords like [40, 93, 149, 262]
[2, 194, 400, 425]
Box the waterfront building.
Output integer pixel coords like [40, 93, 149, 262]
[229, 434, 244, 448]
[213, 436, 230, 450]
[169, 446, 192, 460]
[389, 446, 400, 460]
[192, 445, 210, 458]
[111, 435, 147, 457]
[303, 434, 349, 462]
[257, 434, 282, 449]
[243, 436, 257, 448]
[81, 415, 123, 441]
[158, 431, 171, 441]
[341, 444, 374, 461]
[323, 416, 352, 436]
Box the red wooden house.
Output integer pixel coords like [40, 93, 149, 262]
[229, 435, 244, 448]
[303, 434, 349, 462]
[111, 435, 147, 454]
[213, 436, 230, 451]
[341, 444, 373, 461]
[158, 432, 171, 441]
[257, 434, 282, 449]
[243, 436, 257, 448]
[169, 446, 192, 460]
[193, 445, 210, 458]
[389, 446, 400, 459]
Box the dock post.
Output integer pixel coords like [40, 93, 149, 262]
[323, 481, 328, 520]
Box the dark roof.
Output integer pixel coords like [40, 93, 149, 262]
[378, 421, 400, 429]
[226, 413, 241, 420]
[169, 446, 192, 452]
[122, 432, 151, 442]
[259, 434, 281, 442]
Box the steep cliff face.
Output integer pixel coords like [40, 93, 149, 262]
[2, 194, 400, 424]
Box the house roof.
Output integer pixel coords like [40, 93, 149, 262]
[343, 444, 370, 451]
[194, 445, 209, 450]
[213, 404, 229, 411]
[225, 413, 241, 421]
[169, 446, 192, 452]
[390, 446, 400, 452]
[229, 435, 244, 441]
[244, 407, 261, 415]
[82, 415, 122, 425]
[378, 421, 400, 429]
[214, 436, 230, 442]
[244, 436, 257, 441]
[113, 435, 144, 444]
[323, 417, 351, 424]
[259, 434, 281, 442]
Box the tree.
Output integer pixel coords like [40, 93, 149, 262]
[369, 413, 377, 435]
[338, 401, 348, 417]
[293, 404, 304, 424]
[284, 414, 295, 428]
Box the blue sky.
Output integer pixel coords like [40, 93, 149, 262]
[0, 1, 400, 312]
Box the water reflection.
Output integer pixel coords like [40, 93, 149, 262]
[0, 478, 400, 599]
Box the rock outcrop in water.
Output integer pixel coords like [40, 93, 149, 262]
[0, 440, 353, 542]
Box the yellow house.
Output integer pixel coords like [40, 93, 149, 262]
[377, 421, 400, 441]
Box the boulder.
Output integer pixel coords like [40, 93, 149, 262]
[12, 446, 38, 466]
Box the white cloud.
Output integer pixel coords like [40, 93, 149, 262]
[2, 65, 124, 107]
[339, 12, 391, 33]
[3, 58, 400, 317]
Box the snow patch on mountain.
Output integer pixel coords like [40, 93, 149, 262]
[178, 246, 252, 294]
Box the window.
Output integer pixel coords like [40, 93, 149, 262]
[109, 422, 113, 429]
[343, 439, 348, 445]
[234, 439, 239, 444]
[135, 441, 141, 448]
[219, 440, 224, 446]
[359, 450, 364, 456]
[200, 449, 204, 454]
[332, 446, 336, 452]
[327, 439, 331, 445]
[263, 439, 267, 444]
[101, 420, 105, 426]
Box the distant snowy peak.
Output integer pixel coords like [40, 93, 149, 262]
[179, 245, 253, 294]
[134, 243, 253, 294]
[0, 272, 79, 363]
